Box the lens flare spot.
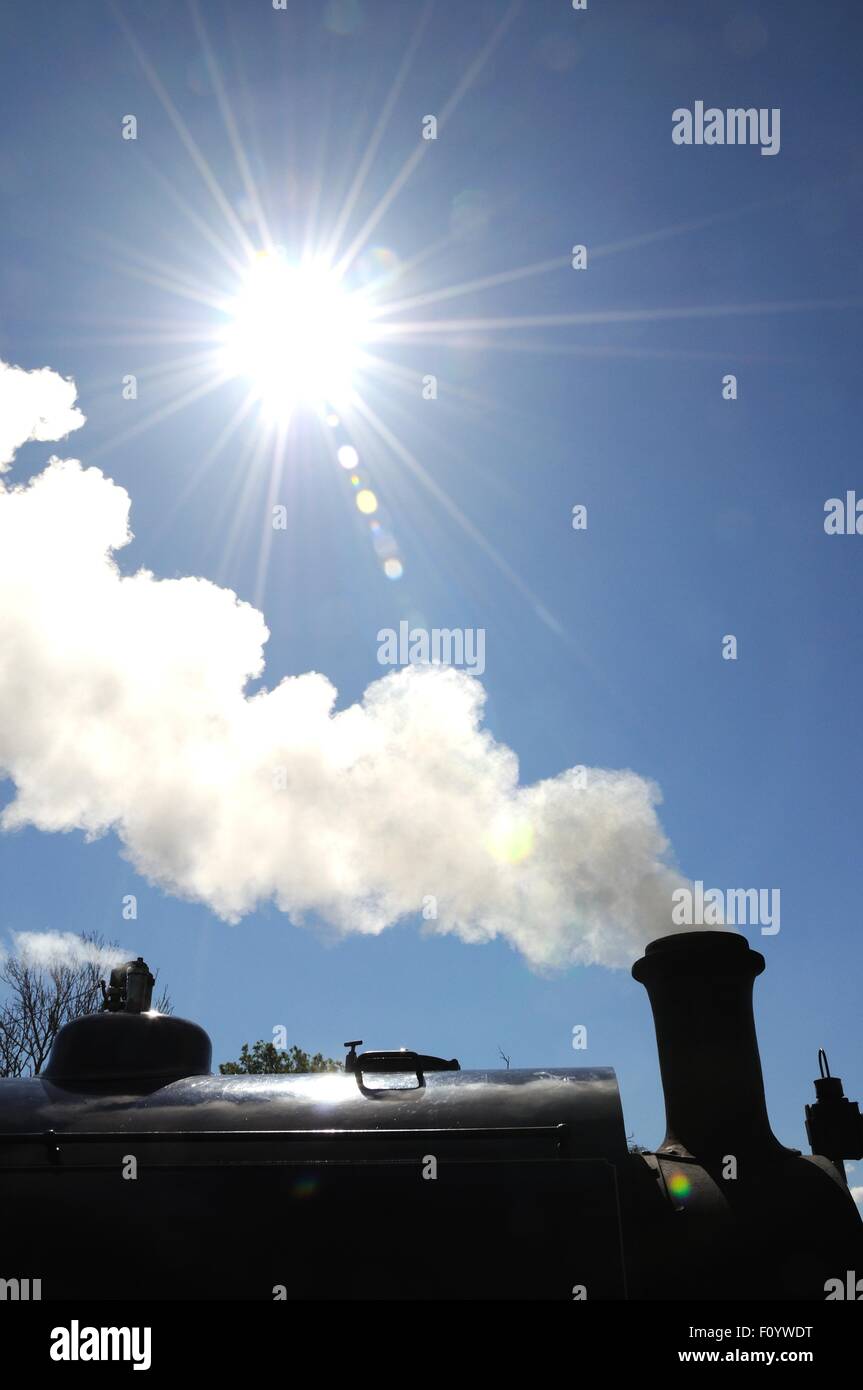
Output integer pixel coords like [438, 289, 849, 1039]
[291, 1174, 320, 1200]
[356, 489, 378, 515]
[486, 817, 534, 864]
[324, 0, 364, 37]
[668, 1172, 692, 1200]
[370, 525, 397, 559]
[337, 444, 359, 470]
[357, 245, 401, 288]
[384, 558, 403, 580]
[372, 246, 398, 272]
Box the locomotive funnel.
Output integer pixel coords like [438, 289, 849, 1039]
[632, 930, 786, 1163]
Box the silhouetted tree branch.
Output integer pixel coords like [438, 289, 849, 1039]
[0, 932, 172, 1077]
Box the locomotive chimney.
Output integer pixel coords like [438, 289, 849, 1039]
[632, 930, 787, 1164]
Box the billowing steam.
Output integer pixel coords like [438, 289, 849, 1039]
[0, 359, 689, 969]
[7, 931, 126, 972]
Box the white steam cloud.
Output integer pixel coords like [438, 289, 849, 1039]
[0, 363, 690, 969]
[8, 931, 126, 972]
[0, 359, 85, 469]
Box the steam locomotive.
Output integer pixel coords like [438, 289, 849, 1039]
[0, 930, 860, 1300]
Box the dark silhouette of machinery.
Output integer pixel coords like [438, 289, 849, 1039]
[0, 931, 860, 1299]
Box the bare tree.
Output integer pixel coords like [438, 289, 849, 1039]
[0, 932, 171, 1078]
[497, 1045, 511, 1070]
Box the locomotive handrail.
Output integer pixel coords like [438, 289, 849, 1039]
[0, 1122, 567, 1144]
[0, 1122, 571, 1171]
[348, 1048, 461, 1095]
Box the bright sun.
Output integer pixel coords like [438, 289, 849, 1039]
[221, 251, 371, 419]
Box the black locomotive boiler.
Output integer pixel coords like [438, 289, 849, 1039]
[0, 930, 860, 1300]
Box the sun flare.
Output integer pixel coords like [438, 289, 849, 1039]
[220, 251, 371, 419]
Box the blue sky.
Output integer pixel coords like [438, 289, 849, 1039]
[1, 0, 862, 1159]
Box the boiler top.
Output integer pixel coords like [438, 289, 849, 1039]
[0, 1066, 626, 1163]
